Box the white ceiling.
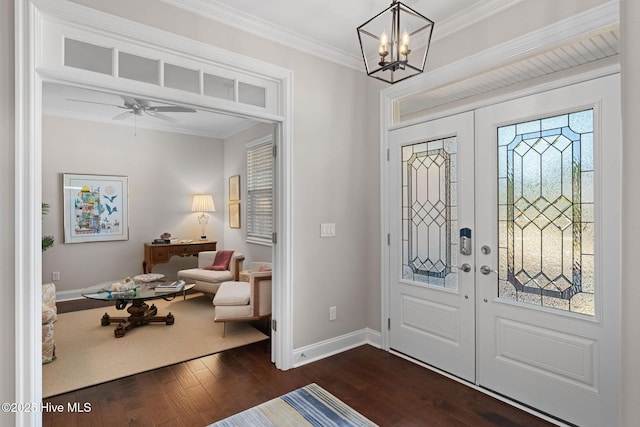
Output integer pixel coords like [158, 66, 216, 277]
[162, 0, 504, 69]
[174, 0, 484, 58]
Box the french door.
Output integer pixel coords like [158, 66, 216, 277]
[388, 74, 621, 426]
[389, 111, 476, 382]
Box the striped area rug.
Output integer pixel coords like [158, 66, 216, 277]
[209, 383, 378, 427]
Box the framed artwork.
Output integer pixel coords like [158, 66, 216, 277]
[229, 202, 240, 229]
[229, 175, 240, 201]
[63, 173, 129, 243]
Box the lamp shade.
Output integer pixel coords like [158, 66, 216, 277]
[357, 1, 434, 84]
[192, 194, 215, 212]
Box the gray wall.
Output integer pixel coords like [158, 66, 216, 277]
[620, 1, 640, 424]
[41, 115, 226, 290]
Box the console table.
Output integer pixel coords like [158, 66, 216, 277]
[143, 241, 216, 273]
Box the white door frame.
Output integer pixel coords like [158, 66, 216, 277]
[15, 2, 294, 425]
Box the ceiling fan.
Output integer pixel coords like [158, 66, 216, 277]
[67, 95, 197, 122]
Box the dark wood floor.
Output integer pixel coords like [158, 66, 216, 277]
[43, 337, 555, 427]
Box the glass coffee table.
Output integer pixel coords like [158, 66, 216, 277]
[81, 280, 195, 338]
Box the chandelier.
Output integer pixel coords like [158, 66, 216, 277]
[357, 1, 434, 84]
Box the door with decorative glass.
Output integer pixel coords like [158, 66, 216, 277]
[388, 111, 476, 382]
[475, 74, 620, 427]
[387, 74, 620, 426]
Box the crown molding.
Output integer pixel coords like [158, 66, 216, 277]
[432, 0, 525, 41]
[160, 0, 364, 71]
[161, 0, 525, 72]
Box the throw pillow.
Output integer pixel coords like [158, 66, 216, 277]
[204, 250, 234, 271]
[258, 265, 272, 272]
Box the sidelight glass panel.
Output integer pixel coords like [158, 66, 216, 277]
[497, 109, 594, 315]
[402, 137, 457, 289]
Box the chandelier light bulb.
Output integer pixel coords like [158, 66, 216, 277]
[400, 29, 410, 57]
[379, 30, 389, 56]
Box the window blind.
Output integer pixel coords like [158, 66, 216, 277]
[247, 141, 273, 243]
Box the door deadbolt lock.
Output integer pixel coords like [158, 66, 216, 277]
[460, 228, 472, 255]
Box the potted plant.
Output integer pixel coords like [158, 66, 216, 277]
[42, 202, 54, 252]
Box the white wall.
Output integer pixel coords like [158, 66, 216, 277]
[41, 115, 226, 291]
[1, 0, 15, 424]
[223, 123, 273, 266]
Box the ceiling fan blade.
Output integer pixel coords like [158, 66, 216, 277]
[67, 98, 125, 108]
[149, 106, 197, 113]
[112, 111, 132, 120]
[145, 111, 180, 123]
[120, 95, 139, 108]
[134, 98, 151, 108]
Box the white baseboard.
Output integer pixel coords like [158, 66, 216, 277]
[292, 328, 382, 368]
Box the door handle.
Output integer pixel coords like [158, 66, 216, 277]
[454, 263, 471, 273]
[480, 265, 498, 275]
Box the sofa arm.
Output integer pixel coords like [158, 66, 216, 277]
[230, 253, 245, 281]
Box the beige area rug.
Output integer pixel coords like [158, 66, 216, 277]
[43, 293, 268, 398]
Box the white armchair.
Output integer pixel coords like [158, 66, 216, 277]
[212, 262, 272, 337]
[177, 251, 244, 295]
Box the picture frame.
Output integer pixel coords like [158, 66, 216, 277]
[63, 173, 129, 243]
[229, 175, 240, 201]
[229, 202, 241, 229]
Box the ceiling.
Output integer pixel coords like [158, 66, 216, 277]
[43, 0, 491, 136]
[42, 82, 258, 139]
[162, 0, 499, 69]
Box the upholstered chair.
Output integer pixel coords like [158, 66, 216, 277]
[212, 262, 272, 337]
[42, 283, 57, 364]
[177, 251, 244, 295]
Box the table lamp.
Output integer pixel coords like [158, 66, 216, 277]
[192, 194, 215, 240]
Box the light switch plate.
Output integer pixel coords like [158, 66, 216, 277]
[320, 223, 336, 237]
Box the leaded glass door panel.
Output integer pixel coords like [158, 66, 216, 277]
[497, 110, 595, 314]
[389, 111, 475, 382]
[475, 75, 621, 427]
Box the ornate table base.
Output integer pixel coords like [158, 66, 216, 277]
[101, 299, 174, 338]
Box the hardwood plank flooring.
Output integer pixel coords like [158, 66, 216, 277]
[43, 340, 555, 427]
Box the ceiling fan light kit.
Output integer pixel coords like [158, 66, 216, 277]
[357, 0, 434, 84]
